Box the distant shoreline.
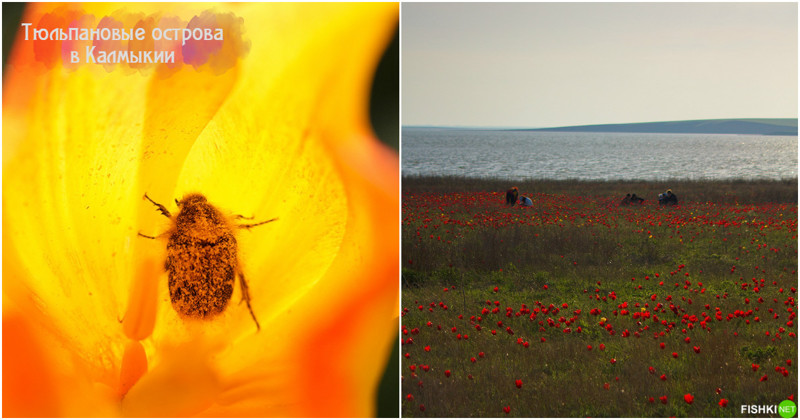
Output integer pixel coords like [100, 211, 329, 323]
[404, 118, 798, 136]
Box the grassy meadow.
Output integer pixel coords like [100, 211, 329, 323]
[401, 177, 798, 417]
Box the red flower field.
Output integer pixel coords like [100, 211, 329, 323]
[402, 183, 797, 417]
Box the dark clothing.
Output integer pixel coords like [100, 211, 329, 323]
[659, 192, 678, 205]
[666, 193, 678, 205]
[621, 193, 644, 205]
[506, 188, 518, 205]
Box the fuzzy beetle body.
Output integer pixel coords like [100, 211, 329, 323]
[140, 193, 276, 330]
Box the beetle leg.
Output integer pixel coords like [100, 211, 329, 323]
[143, 193, 172, 218]
[234, 214, 254, 220]
[238, 217, 278, 230]
[238, 270, 261, 331]
[137, 232, 159, 239]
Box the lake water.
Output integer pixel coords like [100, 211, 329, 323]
[402, 128, 798, 180]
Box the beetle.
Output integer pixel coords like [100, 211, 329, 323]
[138, 193, 276, 330]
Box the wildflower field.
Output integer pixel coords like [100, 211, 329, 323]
[401, 177, 798, 417]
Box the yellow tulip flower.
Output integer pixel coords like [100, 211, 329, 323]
[3, 3, 398, 417]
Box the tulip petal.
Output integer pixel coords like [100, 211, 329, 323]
[121, 341, 221, 417]
[2, 312, 61, 417]
[3, 60, 147, 363]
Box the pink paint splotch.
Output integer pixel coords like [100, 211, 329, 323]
[182, 10, 250, 75]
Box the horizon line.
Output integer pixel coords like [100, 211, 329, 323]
[403, 117, 798, 131]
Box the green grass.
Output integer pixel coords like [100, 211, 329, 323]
[401, 177, 797, 417]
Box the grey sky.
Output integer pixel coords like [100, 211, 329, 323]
[402, 2, 798, 128]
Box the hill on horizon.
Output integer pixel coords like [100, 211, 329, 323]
[518, 118, 797, 136]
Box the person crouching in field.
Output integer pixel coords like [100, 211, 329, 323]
[621, 193, 644, 205]
[658, 189, 678, 205]
[506, 187, 519, 205]
[520, 195, 533, 207]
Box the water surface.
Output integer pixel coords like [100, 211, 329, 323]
[402, 128, 798, 180]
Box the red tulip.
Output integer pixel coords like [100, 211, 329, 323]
[719, 399, 728, 407]
[515, 379, 523, 389]
[503, 406, 511, 414]
[444, 370, 451, 378]
[660, 396, 668, 404]
[684, 394, 694, 404]
[672, 352, 678, 358]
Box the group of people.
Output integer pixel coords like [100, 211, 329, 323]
[658, 189, 678, 205]
[506, 186, 679, 207]
[620, 193, 645, 205]
[619, 189, 679, 206]
[505, 186, 533, 206]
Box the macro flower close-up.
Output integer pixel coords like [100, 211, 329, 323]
[3, 2, 398, 417]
